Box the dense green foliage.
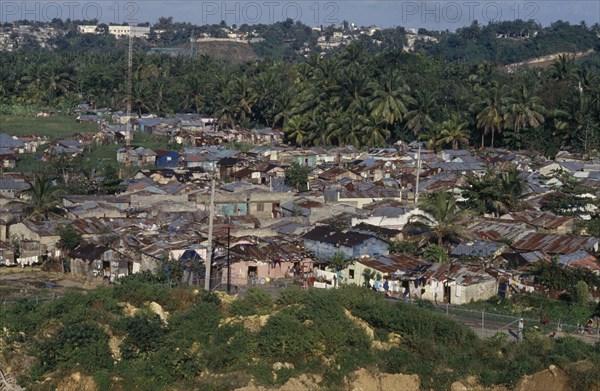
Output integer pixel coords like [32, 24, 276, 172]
[1, 284, 599, 391]
[408, 191, 471, 246]
[284, 162, 310, 191]
[388, 240, 419, 256]
[461, 166, 527, 216]
[422, 244, 450, 263]
[7, 172, 65, 221]
[422, 20, 599, 65]
[1, 20, 599, 154]
[534, 261, 600, 292]
[57, 224, 82, 251]
[461, 292, 597, 325]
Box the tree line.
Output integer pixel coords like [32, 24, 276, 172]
[1, 37, 599, 154]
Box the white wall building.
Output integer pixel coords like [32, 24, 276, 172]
[108, 25, 150, 39]
[78, 25, 99, 34]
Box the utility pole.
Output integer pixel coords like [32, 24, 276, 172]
[414, 144, 422, 204]
[226, 225, 231, 293]
[204, 176, 216, 291]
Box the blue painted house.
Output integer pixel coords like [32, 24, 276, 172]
[302, 226, 389, 260]
[155, 150, 180, 167]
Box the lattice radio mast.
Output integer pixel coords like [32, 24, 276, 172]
[126, 27, 133, 146]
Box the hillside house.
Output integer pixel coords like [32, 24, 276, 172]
[155, 150, 180, 167]
[0, 150, 17, 168]
[213, 237, 313, 287]
[0, 133, 25, 153]
[302, 226, 389, 260]
[324, 182, 403, 208]
[117, 146, 157, 167]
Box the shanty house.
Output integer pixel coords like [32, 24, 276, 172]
[213, 237, 313, 287]
[302, 226, 389, 260]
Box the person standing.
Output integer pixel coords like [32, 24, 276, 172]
[518, 318, 524, 341]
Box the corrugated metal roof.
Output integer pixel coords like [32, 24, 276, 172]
[513, 233, 599, 254]
[467, 219, 534, 242]
[503, 211, 573, 229]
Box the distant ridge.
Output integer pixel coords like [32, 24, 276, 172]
[504, 49, 595, 72]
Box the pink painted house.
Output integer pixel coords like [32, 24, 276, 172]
[213, 236, 314, 287]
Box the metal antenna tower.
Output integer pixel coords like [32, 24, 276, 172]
[126, 27, 133, 145]
[188, 31, 197, 57]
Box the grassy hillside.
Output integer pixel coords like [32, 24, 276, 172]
[0, 115, 99, 140]
[194, 41, 259, 63]
[1, 282, 599, 391]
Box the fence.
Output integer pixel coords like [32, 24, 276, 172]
[3, 281, 599, 345]
[2, 294, 63, 309]
[426, 303, 600, 344]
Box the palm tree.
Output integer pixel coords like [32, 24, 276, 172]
[183, 73, 205, 114]
[338, 66, 370, 112]
[232, 76, 256, 124]
[418, 123, 443, 152]
[361, 115, 391, 148]
[502, 84, 545, 147]
[462, 167, 527, 217]
[437, 113, 470, 150]
[324, 110, 364, 147]
[273, 90, 295, 128]
[284, 116, 309, 147]
[549, 54, 576, 82]
[408, 191, 471, 246]
[405, 90, 437, 136]
[497, 166, 527, 213]
[368, 70, 414, 127]
[471, 81, 506, 148]
[213, 89, 238, 129]
[8, 173, 65, 221]
[131, 73, 152, 117]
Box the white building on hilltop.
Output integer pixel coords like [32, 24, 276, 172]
[78, 25, 99, 34]
[108, 25, 150, 39]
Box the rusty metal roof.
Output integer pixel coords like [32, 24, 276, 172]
[467, 219, 534, 242]
[513, 233, 599, 255]
[502, 211, 573, 230]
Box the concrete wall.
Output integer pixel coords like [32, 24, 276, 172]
[419, 279, 498, 305]
[339, 260, 382, 286]
[9, 223, 60, 253]
[452, 279, 498, 305]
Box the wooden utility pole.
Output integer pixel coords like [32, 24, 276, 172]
[204, 176, 216, 291]
[414, 145, 422, 204]
[226, 225, 231, 293]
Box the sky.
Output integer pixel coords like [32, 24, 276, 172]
[1, 1, 599, 31]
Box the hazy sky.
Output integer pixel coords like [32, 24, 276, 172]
[2, 1, 599, 31]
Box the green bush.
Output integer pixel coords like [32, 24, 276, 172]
[229, 288, 273, 316]
[168, 302, 221, 345]
[113, 279, 170, 307]
[277, 286, 306, 306]
[3, 280, 600, 390]
[258, 312, 316, 362]
[33, 322, 112, 376]
[119, 313, 167, 359]
[205, 323, 257, 372]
